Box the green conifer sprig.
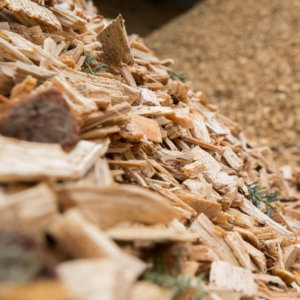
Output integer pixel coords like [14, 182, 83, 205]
[240, 181, 281, 217]
[81, 50, 108, 75]
[144, 247, 205, 300]
[167, 70, 188, 83]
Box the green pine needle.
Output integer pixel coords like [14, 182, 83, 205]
[168, 70, 188, 83]
[81, 50, 108, 75]
[144, 247, 205, 300]
[240, 181, 281, 217]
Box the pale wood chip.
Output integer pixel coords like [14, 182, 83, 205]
[253, 274, 287, 291]
[97, 14, 134, 67]
[182, 160, 205, 179]
[205, 115, 228, 136]
[14, 61, 56, 85]
[168, 80, 189, 101]
[0, 183, 58, 238]
[240, 198, 295, 241]
[165, 123, 182, 139]
[50, 208, 123, 258]
[56, 185, 179, 229]
[108, 160, 147, 168]
[183, 136, 224, 155]
[202, 171, 238, 193]
[183, 178, 212, 198]
[233, 227, 260, 249]
[189, 213, 240, 266]
[209, 261, 257, 298]
[0, 36, 34, 65]
[189, 245, 220, 262]
[227, 208, 254, 228]
[129, 281, 172, 300]
[0, 0, 61, 33]
[283, 245, 300, 270]
[129, 113, 162, 143]
[51, 76, 98, 117]
[166, 108, 194, 129]
[81, 126, 120, 140]
[191, 146, 222, 172]
[10, 75, 37, 99]
[119, 64, 137, 88]
[119, 120, 144, 140]
[244, 241, 267, 273]
[190, 113, 211, 143]
[139, 88, 160, 106]
[131, 106, 174, 117]
[154, 148, 194, 166]
[50, 5, 86, 30]
[175, 192, 228, 224]
[0, 30, 65, 68]
[0, 136, 110, 182]
[224, 231, 253, 270]
[223, 146, 243, 172]
[81, 102, 131, 131]
[57, 257, 144, 300]
[105, 227, 198, 243]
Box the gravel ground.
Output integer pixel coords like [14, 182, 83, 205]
[145, 0, 300, 167]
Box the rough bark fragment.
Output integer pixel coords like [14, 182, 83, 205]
[0, 88, 79, 151]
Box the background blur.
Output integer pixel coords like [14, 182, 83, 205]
[94, 0, 200, 36]
[95, 0, 300, 167]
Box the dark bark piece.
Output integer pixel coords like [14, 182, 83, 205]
[0, 231, 53, 283]
[0, 88, 79, 151]
[97, 14, 134, 67]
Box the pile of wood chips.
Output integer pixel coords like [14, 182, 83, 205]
[145, 0, 300, 169]
[1, 0, 300, 299]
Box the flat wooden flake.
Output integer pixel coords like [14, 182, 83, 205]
[0, 0, 62, 33]
[209, 261, 257, 298]
[0, 136, 110, 182]
[129, 113, 162, 143]
[97, 14, 134, 67]
[56, 185, 179, 229]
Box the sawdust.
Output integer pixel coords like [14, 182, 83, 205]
[145, 0, 300, 167]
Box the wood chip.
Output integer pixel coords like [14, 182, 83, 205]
[129, 113, 162, 143]
[0, 136, 110, 182]
[189, 213, 240, 266]
[56, 185, 179, 229]
[97, 14, 134, 67]
[105, 227, 198, 243]
[209, 261, 257, 298]
[0, 0, 62, 33]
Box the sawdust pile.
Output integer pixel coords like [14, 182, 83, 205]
[145, 0, 300, 167]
